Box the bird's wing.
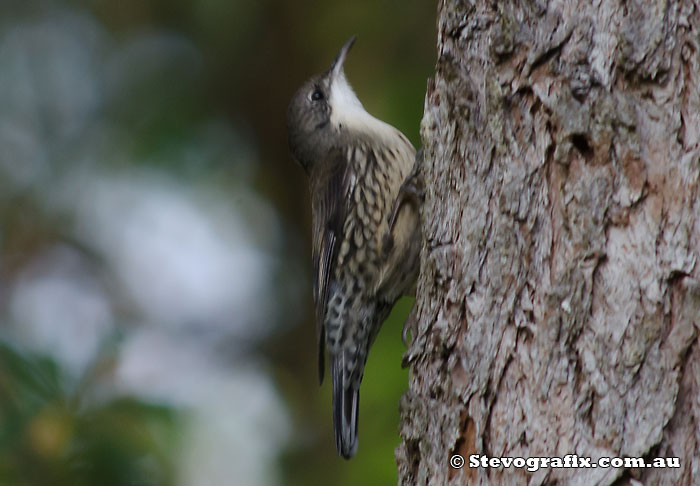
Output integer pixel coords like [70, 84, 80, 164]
[374, 141, 420, 301]
[310, 148, 356, 384]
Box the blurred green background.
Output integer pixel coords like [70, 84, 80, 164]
[0, 0, 435, 484]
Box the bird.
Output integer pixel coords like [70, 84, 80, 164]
[286, 36, 421, 459]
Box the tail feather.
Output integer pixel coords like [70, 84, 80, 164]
[331, 353, 359, 459]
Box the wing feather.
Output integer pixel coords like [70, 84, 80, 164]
[310, 148, 355, 384]
[374, 141, 419, 300]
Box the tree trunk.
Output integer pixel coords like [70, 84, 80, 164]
[396, 1, 700, 485]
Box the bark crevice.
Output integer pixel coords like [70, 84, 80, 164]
[397, 1, 700, 484]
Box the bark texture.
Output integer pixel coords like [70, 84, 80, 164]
[396, 1, 700, 485]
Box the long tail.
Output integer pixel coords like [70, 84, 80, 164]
[331, 353, 359, 459]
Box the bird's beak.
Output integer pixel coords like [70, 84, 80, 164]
[330, 36, 356, 81]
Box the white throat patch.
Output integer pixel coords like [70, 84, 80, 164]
[329, 72, 366, 125]
[329, 72, 398, 142]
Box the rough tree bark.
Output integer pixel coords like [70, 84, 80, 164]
[396, 1, 700, 485]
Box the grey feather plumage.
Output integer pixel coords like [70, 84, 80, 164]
[287, 36, 420, 459]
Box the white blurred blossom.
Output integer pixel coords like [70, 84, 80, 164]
[116, 328, 290, 486]
[62, 168, 277, 338]
[9, 245, 113, 375]
[0, 5, 294, 486]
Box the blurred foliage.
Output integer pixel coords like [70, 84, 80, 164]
[0, 0, 436, 484]
[0, 340, 180, 486]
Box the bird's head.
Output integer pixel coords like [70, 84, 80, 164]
[287, 36, 364, 173]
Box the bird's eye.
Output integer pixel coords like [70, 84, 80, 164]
[311, 89, 324, 101]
